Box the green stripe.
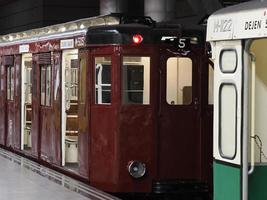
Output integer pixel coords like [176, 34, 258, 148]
[214, 161, 241, 200]
[248, 165, 267, 200]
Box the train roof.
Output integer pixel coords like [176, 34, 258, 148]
[86, 23, 206, 46]
[0, 14, 121, 47]
[207, 0, 267, 41]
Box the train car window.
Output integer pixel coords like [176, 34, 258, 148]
[208, 64, 214, 105]
[70, 59, 78, 99]
[166, 57, 192, 105]
[95, 57, 111, 104]
[122, 56, 150, 105]
[219, 84, 237, 159]
[79, 56, 86, 104]
[7, 65, 14, 101]
[220, 50, 237, 73]
[24, 60, 32, 104]
[40, 65, 52, 106]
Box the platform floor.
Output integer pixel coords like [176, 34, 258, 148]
[0, 148, 119, 200]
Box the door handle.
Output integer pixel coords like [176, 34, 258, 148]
[194, 98, 199, 110]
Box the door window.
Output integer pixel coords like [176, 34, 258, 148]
[7, 65, 14, 101]
[219, 84, 237, 159]
[24, 60, 32, 104]
[220, 50, 237, 73]
[166, 57, 192, 105]
[122, 56, 150, 104]
[40, 65, 52, 106]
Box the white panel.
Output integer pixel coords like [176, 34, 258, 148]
[220, 85, 237, 158]
[213, 40, 243, 165]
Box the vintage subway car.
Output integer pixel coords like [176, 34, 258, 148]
[207, 1, 267, 200]
[0, 14, 213, 198]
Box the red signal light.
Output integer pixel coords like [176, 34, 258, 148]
[132, 34, 143, 44]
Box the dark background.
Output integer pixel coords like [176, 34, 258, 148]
[0, 0, 251, 35]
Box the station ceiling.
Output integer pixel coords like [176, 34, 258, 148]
[0, 0, 15, 5]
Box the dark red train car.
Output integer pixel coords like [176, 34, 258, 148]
[0, 14, 213, 198]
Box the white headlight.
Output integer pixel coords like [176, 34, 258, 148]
[128, 160, 146, 178]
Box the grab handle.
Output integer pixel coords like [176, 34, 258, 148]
[248, 53, 255, 175]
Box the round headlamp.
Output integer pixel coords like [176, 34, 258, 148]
[127, 160, 146, 178]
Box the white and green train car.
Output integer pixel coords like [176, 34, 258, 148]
[207, 1, 267, 200]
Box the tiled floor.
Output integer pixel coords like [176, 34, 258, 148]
[0, 150, 119, 200]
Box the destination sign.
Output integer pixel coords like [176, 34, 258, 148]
[207, 9, 267, 41]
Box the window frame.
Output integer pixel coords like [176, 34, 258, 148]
[166, 56, 193, 106]
[219, 49, 238, 73]
[218, 83, 238, 160]
[40, 64, 52, 107]
[93, 55, 112, 105]
[7, 65, 15, 101]
[121, 55, 151, 105]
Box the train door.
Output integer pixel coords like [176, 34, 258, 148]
[39, 53, 53, 161]
[5, 56, 14, 148]
[5, 55, 21, 149]
[89, 47, 118, 183]
[213, 40, 245, 200]
[21, 53, 32, 151]
[158, 50, 201, 180]
[32, 52, 60, 160]
[0, 57, 8, 145]
[61, 49, 79, 171]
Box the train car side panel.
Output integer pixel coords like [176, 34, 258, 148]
[78, 49, 89, 178]
[117, 46, 158, 192]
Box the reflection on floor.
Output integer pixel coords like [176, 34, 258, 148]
[0, 148, 120, 200]
[65, 162, 79, 173]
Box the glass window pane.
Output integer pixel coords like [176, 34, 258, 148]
[10, 66, 14, 101]
[71, 59, 78, 99]
[166, 57, 192, 105]
[25, 61, 32, 104]
[220, 50, 237, 73]
[95, 57, 111, 104]
[7, 66, 10, 100]
[45, 65, 51, 106]
[79, 56, 86, 104]
[122, 56, 150, 105]
[40, 67, 46, 105]
[209, 64, 214, 105]
[219, 84, 237, 159]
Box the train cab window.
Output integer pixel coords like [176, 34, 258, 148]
[40, 65, 52, 106]
[219, 84, 237, 159]
[7, 65, 14, 101]
[95, 57, 111, 104]
[209, 64, 214, 105]
[122, 56, 150, 104]
[220, 50, 237, 73]
[166, 57, 192, 105]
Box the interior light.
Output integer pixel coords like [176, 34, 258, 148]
[80, 24, 85, 29]
[132, 34, 143, 45]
